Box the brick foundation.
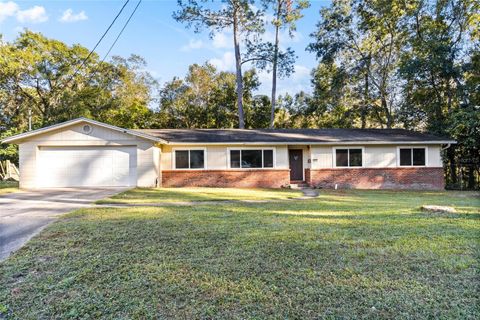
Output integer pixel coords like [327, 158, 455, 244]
[161, 169, 290, 188]
[305, 167, 445, 190]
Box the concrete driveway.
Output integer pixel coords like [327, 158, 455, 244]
[0, 188, 127, 261]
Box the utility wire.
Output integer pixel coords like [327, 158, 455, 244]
[100, 0, 142, 64]
[62, 0, 131, 90]
[85, 0, 142, 86]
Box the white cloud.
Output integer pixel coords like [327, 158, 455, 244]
[209, 51, 235, 71]
[292, 65, 310, 81]
[16, 5, 48, 23]
[0, 1, 19, 22]
[262, 29, 303, 46]
[180, 39, 204, 51]
[212, 32, 231, 49]
[257, 64, 312, 96]
[59, 9, 87, 23]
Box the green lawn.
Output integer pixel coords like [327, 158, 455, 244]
[0, 180, 19, 195]
[1, 189, 479, 319]
[97, 187, 304, 204]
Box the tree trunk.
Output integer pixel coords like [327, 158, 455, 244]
[233, 9, 245, 129]
[381, 96, 392, 128]
[361, 70, 368, 129]
[467, 166, 475, 190]
[270, 1, 281, 129]
[447, 145, 457, 186]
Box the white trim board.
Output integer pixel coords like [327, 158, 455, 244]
[396, 146, 429, 167]
[164, 140, 455, 146]
[332, 147, 365, 168]
[172, 147, 207, 170]
[226, 147, 277, 169]
[2, 117, 165, 144]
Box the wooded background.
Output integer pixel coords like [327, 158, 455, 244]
[1, 0, 478, 189]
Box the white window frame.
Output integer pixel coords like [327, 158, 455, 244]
[396, 146, 428, 167]
[227, 147, 276, 169]
[332, 147, 365, 168]
[172, 147, 207, 170]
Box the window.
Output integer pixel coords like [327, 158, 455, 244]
[263, 150, 273, 168]
[229, 149, 274, 168]
[399, 148, 426, 166]
[242, 150, 262, 168]
[335, 148, 363, 167]
[174, 149, 205, 169]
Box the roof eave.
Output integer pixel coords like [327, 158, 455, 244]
[1, 117, 167, 144]
[161, 140, 457, 146]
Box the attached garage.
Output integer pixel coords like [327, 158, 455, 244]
[2, 118, 162, 189]
[37, 146, 137, 187]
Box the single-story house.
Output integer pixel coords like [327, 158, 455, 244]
[2, 117, 456, 190]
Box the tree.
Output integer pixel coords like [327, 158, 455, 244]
[308, 0, 408, 128]
[173, 0, 264, 128]
[155, 63, 264, 128]
[245, 0, 309, 128]
[0, 31, 158, 162]
[399, 0, 479, 188]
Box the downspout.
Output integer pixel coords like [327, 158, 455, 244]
[441, 143, 451, 151]
[155, 142, 163, 188]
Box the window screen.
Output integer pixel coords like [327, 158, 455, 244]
[336, 149, 362, 167]
[400, 148, 425, 166]
[175, 150, 204, 169]
[230, 150, 240, 168]
[263, 150, 273, 167]
[349, 149, 362, 167]
[175, 150, 189, 169]
[400, 149, 412, 166]
[242, 150, 262, 168]
[412, 149, 425, 165]
[189, 150, 204, 169]
[336, 149, 349, 167]
[230, 149, 274, 168]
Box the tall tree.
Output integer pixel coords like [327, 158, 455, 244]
[173, 0, 264, 128]
[245, 0, 309, 128]
[155, 63, 263, 128]
[0, 31, 158, 161]
[308, 0, 407, 128]
[399, 0, 479, 188]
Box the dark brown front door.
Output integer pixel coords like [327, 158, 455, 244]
[289, 149, 303, 181]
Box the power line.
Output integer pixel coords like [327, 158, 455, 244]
[62, 0, 131, 90]
[101, 0, 142, 64]
[86, 0, 142, 84]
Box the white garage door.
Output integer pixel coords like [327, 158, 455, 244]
[37, 146, 137, 187]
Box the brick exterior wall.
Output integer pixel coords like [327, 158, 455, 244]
[161, 169, 290, 188]
[305, 167, 445, 190]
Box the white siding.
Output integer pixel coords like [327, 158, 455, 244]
[310, 144, 443, 168]
[428, 145, 442, 167]
[162, 145, 290, 170]
[310, 146, 332, 169]
[17, 122, 158, 188]
[365, 146, 396, 167]
[19, 142, 37, 189]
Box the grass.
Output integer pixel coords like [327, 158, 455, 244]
[97, 187, 304, 204]
[1, 189, 479, 319]
[0, 180, 19, 195]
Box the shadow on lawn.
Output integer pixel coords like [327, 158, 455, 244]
[1, 198, 479, 319]
[106, 187, 300, 203]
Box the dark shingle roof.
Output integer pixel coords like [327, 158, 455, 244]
[135, 128, 454, 144]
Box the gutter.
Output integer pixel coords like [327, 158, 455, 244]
[160, 140, 457, 146]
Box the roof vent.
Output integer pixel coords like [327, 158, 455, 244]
[82, 124, 93, 134]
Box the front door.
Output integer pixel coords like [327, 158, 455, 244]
[289, 149, 303, 181]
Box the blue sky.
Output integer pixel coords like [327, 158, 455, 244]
[0, 0, 330, 96]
